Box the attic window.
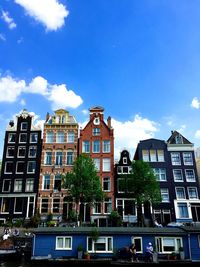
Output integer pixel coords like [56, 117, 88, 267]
[175, 135, 183, 144]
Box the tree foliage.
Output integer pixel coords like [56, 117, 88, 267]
[62, 154, 104, 205]
[129, 160, 162, 205]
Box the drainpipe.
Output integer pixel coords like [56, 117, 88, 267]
[188, 233, 191, 261]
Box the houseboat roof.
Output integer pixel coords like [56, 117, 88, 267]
[32, 226, 187, 236]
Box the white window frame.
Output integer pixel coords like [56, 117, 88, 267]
[82, 141, 90, 153]
[67, 131, 74, 143]
[2, 179, 11, 192]
[173, 169, 183, 182]
[27, 161, 36, 173]
[157, 150, 164, 162]
[29, 146, 37, 158]
[117, 178, 125, 193]
[46, 131, 53, 143]
[161, 188, 169, 202]
[103, 140, 110, 153]
[43, 174, 51, 190]
[87, 236, 113, 253]
[175, 187, 186, 200]
[103, 177, 111, 192]
[4, 161, 13, 174]
[183, 152, 193, 166]
[25, 179, 34, 192]
[21, 122, 28, 131]
[155, 237, 183, 254]
[56, 131, 64, 143]
[185, 169, 195, 182]
[102, 158, 110, 172]
[8, 133, 16, 143]
[142, 150, 149, 162]
[93, 158, 100, 171]
[188, 187, 198, 200]
[14, 197, 23, 214]
[18, 146, 26, 158]
[30, 133, 38, 143]
[44, 151, 52, 165]
[6, 147, 15, 158]
[16, 161, 25, 174]
[131, 237, 143, 253]
[14, 179, 23, 192]
[19, 133, 27, 143]
[92, 140, 100, 153]
[171, 152, 181, 165]
[153, 168, 167, 181]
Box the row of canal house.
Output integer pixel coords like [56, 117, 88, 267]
[0, 107, 200, 228]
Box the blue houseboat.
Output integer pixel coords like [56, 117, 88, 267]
[32, 226, 194, 262]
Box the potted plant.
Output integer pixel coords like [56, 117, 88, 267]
[179, 247, 184, 260]
[84, 251, 90, 260]
[77, 244, 83, 259]
[170, 252, 177, 260]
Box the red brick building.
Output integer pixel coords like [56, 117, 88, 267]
[79, 106, 114, 226]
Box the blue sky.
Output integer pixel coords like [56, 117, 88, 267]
[1, 0, 200, 160]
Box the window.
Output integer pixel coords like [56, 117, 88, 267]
[177, 203, 189, 218]
[150, 150, 157, 162]
[123, 157, 127, 164]
[56, 131, 64, 143]
[93, 158, 100, 171]
[43, 175, 50, 190]
[25, 179, 34, 192]
[156, 237, 182, 253]
[29, 146, 37, 157]
[66, 150, 73, 165]
[18, 147, 26, 157]
[67, 131, 74, 143]
[117, 166, 122, 174]
[55, 151, 63, 166]
[142, 150, 149, 161]
[104, 198, 112, 213]
[153, 168, 166, 181]
[19, 133, 27, 143]
[44, 151, 52, 165]
[82, 141, 90, 153]
[1, 198, 11, 213]
[173, 169, 183, 182]
[103, 140, 110, 153]
[175, 135, 183, 144]
[54, 174, 61, 191]
[14, 179, 23, 192]
[27, 161, 36, 173]
[46, 131, 53, 143]
[127, 178, 134, 193]
[4, 162, 13, 173]
[88, 236, 113, 253]
[171, 153, 181, 165]
[93, 140, 100, 153]
[2, 180, 11, 192]
[16, 161, 25, 173]
[53, 198, 60, 213]
[161, 188, 169, 202]
[94, 202, 101, 214]
[56, 237, 72, 250]
[117, 178, 125, 193]
[8, 133, 16, 143]
[188, 187, 198, 199]
[185, 169, 195, 182]
[103, 177, 110, 191]
[14, 197, 23, 213]
[175, 187, 186, 199]
[103, 158, 110, 171]
[21, 122, 28, 131]
[131, 237, 142, 253]
[157, 150, 164, 162]
[183, 152, 193, 165]
[30, 133, 38, 143]
[6, 147, 15, 158]
[41, 198, 48, 213]
[93, 128, 100, 136]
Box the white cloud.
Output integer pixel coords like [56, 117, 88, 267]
[195, 130, 200, 139]
[178, 124, 186, 133]
[0, 33, 6, 42]
[1, 10, 17, 29]
[191, 97, 200, 109]
[48, 84, 83, 109]
[112, 115, 159, 160]
[15, 0, 69, 31]
[20, 99, 26, 106]
[0, 76, 26, 102]
[0, 75, 83, 109]
[82, 109, 89, 115]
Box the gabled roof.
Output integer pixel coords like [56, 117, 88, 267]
[167, 130, 192, 145]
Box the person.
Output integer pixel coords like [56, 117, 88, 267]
[145, 242, 153, 262]
[154, 219, 163, 228]
[129, 243, 138, 262]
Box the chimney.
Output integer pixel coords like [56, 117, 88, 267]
[107, 116, 111, 128]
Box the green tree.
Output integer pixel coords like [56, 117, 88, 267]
[62, 154, 104, 222]
[129, 160, 162, 225]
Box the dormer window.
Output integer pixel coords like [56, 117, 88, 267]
[175, 135, 183, 144]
